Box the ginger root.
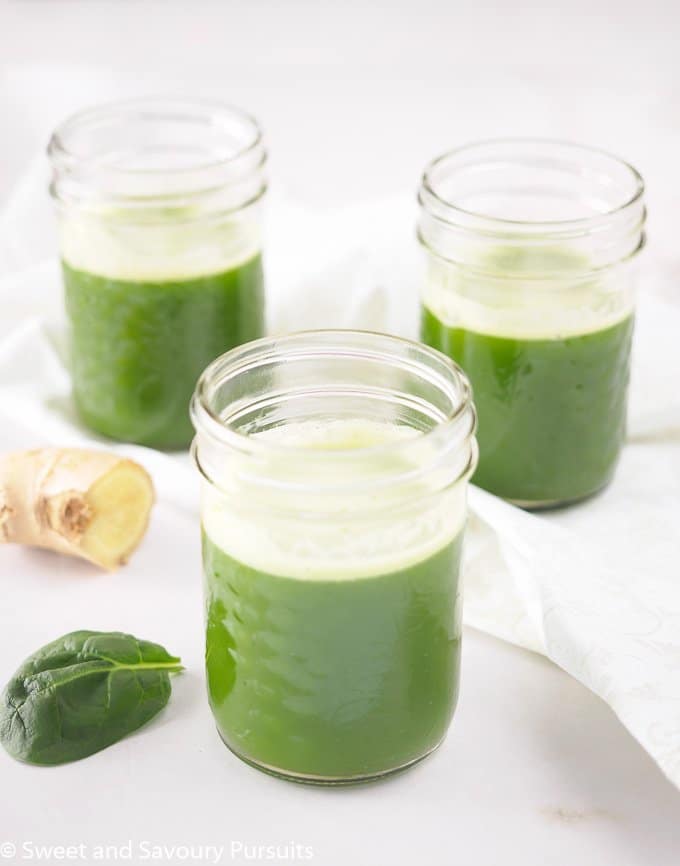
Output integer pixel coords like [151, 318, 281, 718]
[0, 448, 154, 570]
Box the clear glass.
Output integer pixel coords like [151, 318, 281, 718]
[191, 331, 478, 784]
[418, 139, 646, 508]
[49, 98, 267, 450]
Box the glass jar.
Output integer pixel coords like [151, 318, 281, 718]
[49, 98, 267, 450]
[418, 140, 645, 508]
[191, 331, 477, 784]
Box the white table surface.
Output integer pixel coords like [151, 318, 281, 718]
[1, 2, 679, 865]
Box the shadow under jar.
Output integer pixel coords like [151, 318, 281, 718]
[49, 98, 267, 450]
[419, 140, 646, 508]
[191, 331, 478, 784]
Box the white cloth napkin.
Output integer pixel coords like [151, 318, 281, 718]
[1, 161, 679, 789]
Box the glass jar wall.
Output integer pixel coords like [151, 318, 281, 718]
[49, 98, 267, 450]
[191, 331, 477, 783]
[418, 140, 645, 507]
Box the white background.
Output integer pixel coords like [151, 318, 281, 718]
[1, 2, 679, 865]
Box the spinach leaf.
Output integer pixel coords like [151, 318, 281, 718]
[0, 630, 183, 765]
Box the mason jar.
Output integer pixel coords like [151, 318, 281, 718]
[191, 331, 477, 784]
[418, 140, 646, 508]
[48, 98, 267, 450]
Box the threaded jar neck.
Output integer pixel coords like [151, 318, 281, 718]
[418, 139, 645, 274]
[191, 330, 477, 516]
[48, 97, 267, 219]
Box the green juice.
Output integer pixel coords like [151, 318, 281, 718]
[63, 256, 264, 450]
[203, 530, 463, 780]
[422, 307, 633, 504]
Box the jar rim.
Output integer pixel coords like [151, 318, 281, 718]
[48, 96, 264, 176]
[420, 138, 645, 232]
[191, 329, 476, 463]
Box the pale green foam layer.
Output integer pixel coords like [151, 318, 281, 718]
[201, 418, 467, 582]
[59, 208, 260, 282]
[423, 245, 635, 340]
